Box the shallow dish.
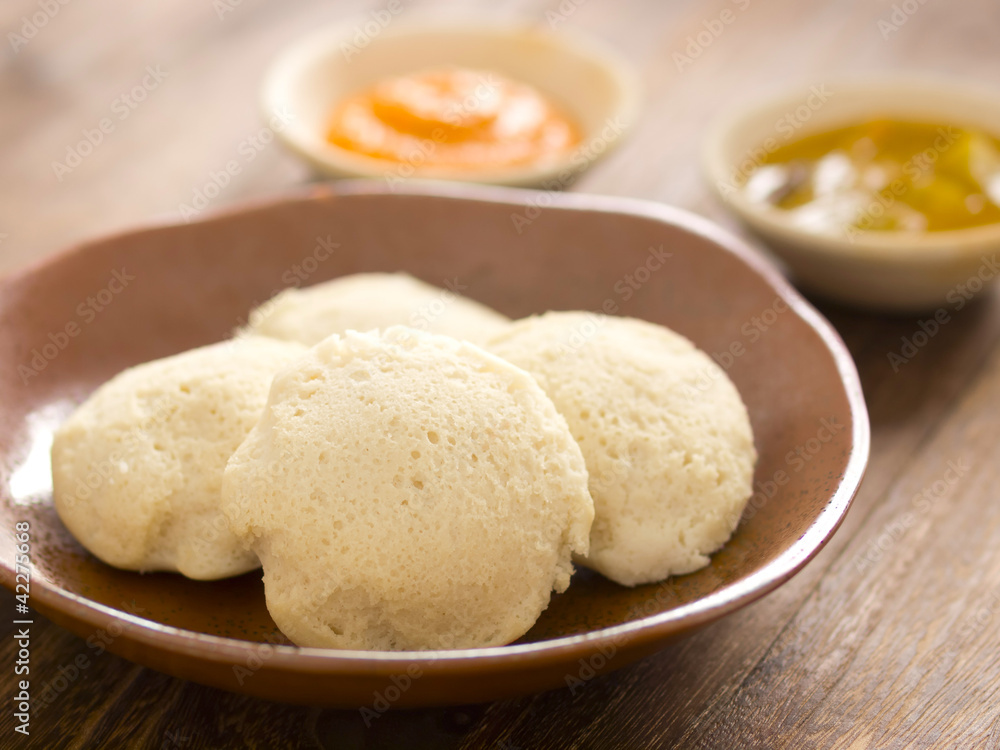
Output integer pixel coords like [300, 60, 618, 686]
[261, 20, 639, 186]
[0, 182, 868, 707]
[703, 77, 1000, 312]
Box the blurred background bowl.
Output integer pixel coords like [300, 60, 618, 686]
[261, 20, 640, 187]
[703, 77, 1000, 313]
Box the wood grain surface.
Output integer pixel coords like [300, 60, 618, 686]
[2, 0, 999, 748]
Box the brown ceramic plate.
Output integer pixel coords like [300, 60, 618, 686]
[0, 182, 869, 708]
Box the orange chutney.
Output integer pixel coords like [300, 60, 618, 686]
[326, 67, 580, 172]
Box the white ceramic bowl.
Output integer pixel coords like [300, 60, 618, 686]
[703, 78, 1000, 312]
[261, 19, 640, 187]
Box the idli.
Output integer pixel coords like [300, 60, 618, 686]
[222, 326, 594, 650]
[51, 337, 306, 580]
[243, 272, 509, 346]
[489, 312, 757, 586]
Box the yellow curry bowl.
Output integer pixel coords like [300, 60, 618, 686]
[260, 18, 640, 188]
[703, 78, 1000, 313]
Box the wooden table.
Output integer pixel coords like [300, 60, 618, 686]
[3, 0, 999, 747]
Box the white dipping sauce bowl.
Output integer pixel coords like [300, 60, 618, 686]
[703, 78, 1000, 312]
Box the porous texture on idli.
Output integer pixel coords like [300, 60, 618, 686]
[51, 337, 306, 580]
[488, 312, 757, 586]
[243, 272, 509, 346]
[222, 326, 594, 651]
